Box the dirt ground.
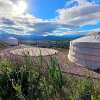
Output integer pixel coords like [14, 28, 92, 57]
[0, 45, 100, 80]
[55, 48, 100, 80]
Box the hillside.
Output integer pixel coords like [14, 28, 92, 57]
[0, 41, 9, 50]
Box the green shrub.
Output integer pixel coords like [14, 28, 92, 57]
[0, 56, 65, 100]
[0, 56, 100, 100]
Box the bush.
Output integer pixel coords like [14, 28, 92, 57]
[0, 57, 100, 100]
[0, 57, 64, 100]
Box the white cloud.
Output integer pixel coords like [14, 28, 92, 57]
[0, 0, 78, 36]
[0, 0, 99, 37]
[0, 0, 13, 17]
[73, 0, 91, 5]
[0, 0, 27, 17]
[57, 0, 100, 26]
[0, 15, 77, 35]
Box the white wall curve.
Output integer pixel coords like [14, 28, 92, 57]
[68, 35, 100, 70]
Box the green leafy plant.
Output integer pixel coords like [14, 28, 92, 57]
[0, 55, 65, 100]
[0, 54, 100, 100]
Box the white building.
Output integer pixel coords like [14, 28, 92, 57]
[68, 32, 100, 70]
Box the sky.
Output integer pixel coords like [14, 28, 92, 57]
[0, 0, 100, 38]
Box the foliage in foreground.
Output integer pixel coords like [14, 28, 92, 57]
[0, 57, 65, 100]
[0, 56, 100, 100]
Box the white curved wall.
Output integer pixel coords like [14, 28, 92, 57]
[68, 36, 100, 70]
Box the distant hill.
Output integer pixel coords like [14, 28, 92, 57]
[0, 30, 85, 43]
[16, 34, 85, 42]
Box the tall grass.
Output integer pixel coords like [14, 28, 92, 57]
[0, 54, 100, 100]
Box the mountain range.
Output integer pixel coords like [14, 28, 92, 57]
[0, 31, 85, 42]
